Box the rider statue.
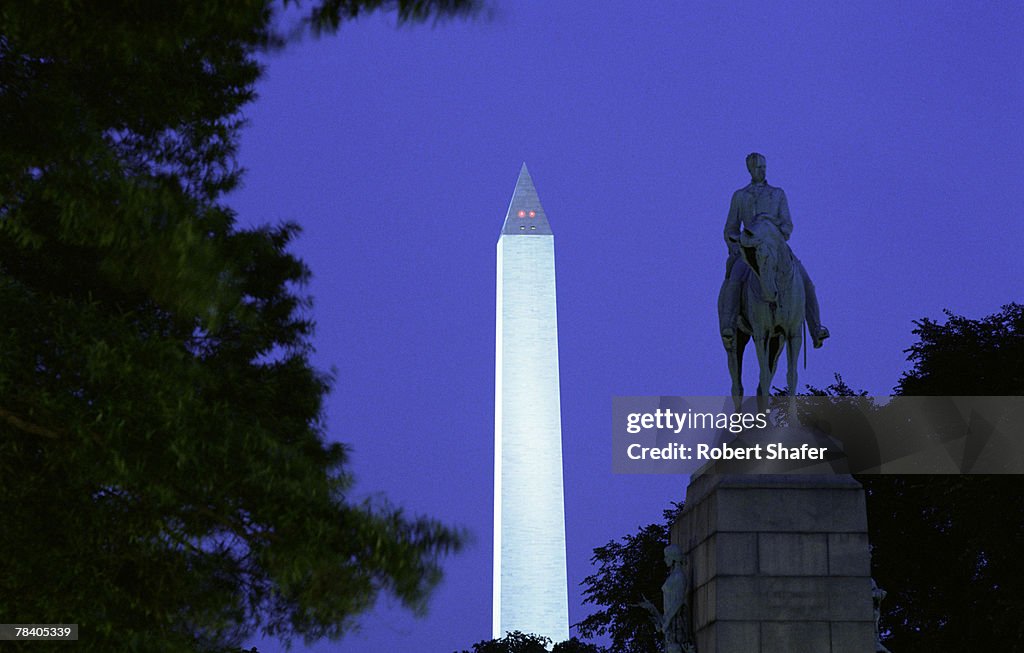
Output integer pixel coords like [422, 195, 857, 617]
[718, 152, 829, 350]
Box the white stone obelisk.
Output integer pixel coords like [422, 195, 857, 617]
[493, 164, 569, 643]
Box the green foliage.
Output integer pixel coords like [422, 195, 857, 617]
[575, 504, 683, 653]
[0, 2, 474, 651]
[800, 372, 868, 398]
[455, 631, 607, 653]
[858, 302, 1024, 652]
[551, 638, 608, 653]
[858, 475, 1024, 652]
[456, 631, 551, 653]
[896, 303, 1024, 395]
[298, 0, 484, 34]
[790, 334, 1024, 651]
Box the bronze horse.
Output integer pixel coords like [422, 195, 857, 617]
[723, 218, 805, 408]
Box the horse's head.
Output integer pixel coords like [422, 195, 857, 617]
[739, 217, 786, 303]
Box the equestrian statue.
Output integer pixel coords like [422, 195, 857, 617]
[717, 153, 829, 402]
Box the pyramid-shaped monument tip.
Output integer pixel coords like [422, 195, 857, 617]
[500, 163, 552, 237]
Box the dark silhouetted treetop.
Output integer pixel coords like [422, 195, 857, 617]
[896, 303, 1024, 396]
[454, 630, 608, 653]
[576, 503, 684, 653]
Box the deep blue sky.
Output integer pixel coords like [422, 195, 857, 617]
[229, 3, 1024, 651]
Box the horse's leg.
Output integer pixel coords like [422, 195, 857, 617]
[737, 331, 749, 380]
[727, 338, 743, 400]
[730, 333, 750, 411]
[786, 328, 802, 424]
[757, 333, 780, 395]
[754, 332, 772, 412]
[728, 286, 749, 406]
[769, 333, 784, 384]
[786, 328, 802, 397]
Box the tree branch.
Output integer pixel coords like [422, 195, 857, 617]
[0, 405, 61, 439]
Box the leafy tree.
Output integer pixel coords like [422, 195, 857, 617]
[456, 631, 607, 653]
[455, 631, 551, 653]
[0, 2, 475, 651]
[797, 354, 1024, 651]
[551, 638, 609, 653]
[791, 308, 1024, 650]
[896, 303, 1024, 396]
[575, 504, 683, 653]
[859, 474, 1024, 652]
[800, 372, 867, 398]
[859, 303, 1024, 652]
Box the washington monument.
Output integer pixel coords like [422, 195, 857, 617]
[493, 164, 569, 642]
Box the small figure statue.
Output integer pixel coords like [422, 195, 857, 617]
[718, 152, 829, 350]
[638, 545, 695, 653]
[872, 578, 892, 653]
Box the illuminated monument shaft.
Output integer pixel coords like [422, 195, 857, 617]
[493, 164, 569, 642]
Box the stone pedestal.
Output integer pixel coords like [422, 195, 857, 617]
[672, 471, 876, 653]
